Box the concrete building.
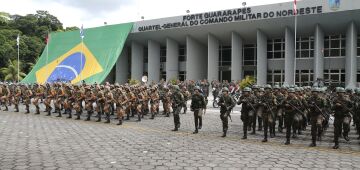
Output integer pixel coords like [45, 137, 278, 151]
[111, 0, 360, 88]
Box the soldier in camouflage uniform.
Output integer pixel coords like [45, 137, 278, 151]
[23, 85, 33, 114]
[12, 85, 22, 112]
[84, 86, 96, 121]
[218, 87, 235, 137]
[282, 88, 301, 145]
[103, 86, 114, 123]
[171, 85, 184, 131]
[331, 87, 353, 149]
[306, 87, 326, 147]
[181, 86, 191, 114]
[115, 87, 127, 125]
[259, 85, 277, 142]
[190, 86, 206, 134]
[237, 87, 255, 139]
[1, 84, 10, 111]
[95, 85, 105, 122]
[150, 87, 160, 119]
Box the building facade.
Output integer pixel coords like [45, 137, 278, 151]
[111, 0, 360, 88]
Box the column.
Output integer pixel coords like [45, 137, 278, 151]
[256, 29, 267, 85]
[285, 27, 295, 85]
[207, 34, 219, 82]
[231, 32, 243, 81]
[115, 47, 128, 84]
[131, 42, 144, 81]
[314, 24, 324, 81]
[345, 21, 358, 88]
[166, 38, 179, 80]
[186, 36, 207, 80]
[148, 40, 160, 83]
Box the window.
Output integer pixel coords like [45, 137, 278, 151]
[243, 44, 257, 66]
[295, 70, 314, 86]
[219, 45, 231, 66]
[323, 35, 346, 57]
[267, 39, 285, 59]
[144, 47, 148, 63]
[179, 45, 187, 62]
[296, 37, 314, 58]
[267, 70, 285, 86]
[160, 71, 166, 81]
[160, 46, 166, 62]
[244, 70, 256, 78]
[324, 69, 345, 86]
[179, 71, 186, 81]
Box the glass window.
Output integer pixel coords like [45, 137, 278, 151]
[243, 44, 257, 66]
[324, 35, 345, 57]
[267, 39, 285, 59]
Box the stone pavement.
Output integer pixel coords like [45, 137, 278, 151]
[1, 104, 360, 170]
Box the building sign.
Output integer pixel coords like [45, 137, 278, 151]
[136, 6, 323, 32]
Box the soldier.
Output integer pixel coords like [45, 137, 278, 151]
[163, 87, 172, 117]
[45, 84, 56, 116]
[32, 84, 43, 114]
[218, 87, 235, 137]
[274, 85, 285, 133]
[282, 88, 301, 145]
[64, 84, 74, 118]
[54, 84, 65, 117]
[353, 88, 360, 141]
[84, 86, 96, 121]
[23, 85, 33, 114]
[306, 87, 326, 147]
[259, 85, 276, 142]
[74, 85, 85, 120]
[1, 84, 10, 111]
[181, 86, 191, 114]
[331, 87, 353, 149]
[237, 87, 255, 139]
[103, 86, 114, 123]
[190, 86, 206, 134]
[13, 85, 22, 112]
[95, 85, 105, 122]
[115, 88, 127, 125]
[149, 87, 160, 119]
[171, 85, 184, 131]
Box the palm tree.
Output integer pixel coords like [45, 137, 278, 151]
[239, 76, 256, 89]
[0, 59, 26, 82]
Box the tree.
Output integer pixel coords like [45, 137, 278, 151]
[65, 26, 79, 31]
[0, 59, 26, 82]
[238, 76, 256, 89]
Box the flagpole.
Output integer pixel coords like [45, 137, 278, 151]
[17, 36, 20, 83]
[80, 38, 83, 83]
[293, 0, 297, 86]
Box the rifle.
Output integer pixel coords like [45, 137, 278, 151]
[312, 102, 333, 120]
[219, 101, 233, 122]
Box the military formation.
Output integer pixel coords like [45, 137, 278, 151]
[236, 84, 360, 149]
[1, 80, 360, 149]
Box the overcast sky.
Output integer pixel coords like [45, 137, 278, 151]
[0, 0, 292, 28]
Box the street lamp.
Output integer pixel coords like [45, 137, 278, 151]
[186, 10, 190, 14]
[141, 16, 145, 20]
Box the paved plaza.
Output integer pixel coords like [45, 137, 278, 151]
[1, 103, 360, 170]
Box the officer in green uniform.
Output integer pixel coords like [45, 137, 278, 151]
[237, 87, 255, 139]
[190, 86, 206, 134]
[218, 87, 235, 137]
[306, 87, 326, 147]
[332, 87, 353, 149]
[282, 88, 301, 145]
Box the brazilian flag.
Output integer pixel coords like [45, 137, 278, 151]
[22, 22, 133, 84]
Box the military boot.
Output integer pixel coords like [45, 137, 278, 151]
[14, 105, 19, 112]
[56, 111, 62, 117]
[333, 142, 339, 149]
[117, 119, 122, 125]
[193, 128, 198, 134]
[309, 140, 316, 147]
[285, 139, 290, 145]
[85, 111, 91, 121]
[150, 113, 155, 119]
[221, 130, 227, 137]
[67, 110, 72, 119]
[46, 107, 51, 116]
[96, 113, 101, 122]
[75, 112, 81, 120]
[104, 113, 110, 123]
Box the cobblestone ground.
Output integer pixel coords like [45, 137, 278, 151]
[0, 102, 360, 170]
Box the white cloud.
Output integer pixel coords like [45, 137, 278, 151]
[0, 0, 292, 28]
